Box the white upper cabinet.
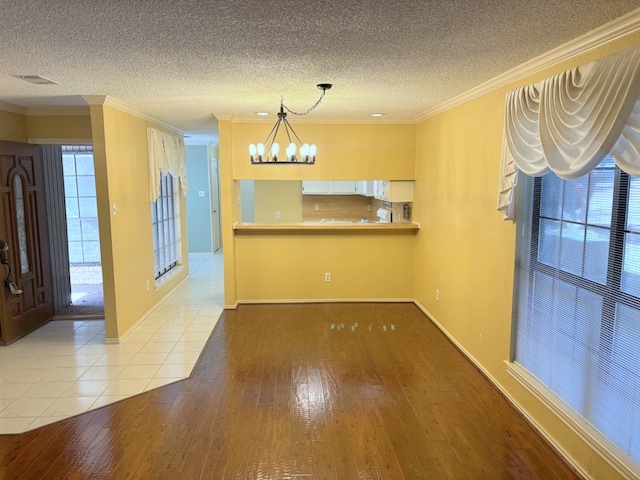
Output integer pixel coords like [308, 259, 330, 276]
[301, 181, 330, 194]
[356, 181, 374, 197]
[302, 181, 357, 195]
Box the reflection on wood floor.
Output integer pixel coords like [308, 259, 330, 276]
[0, 303, 579, 479]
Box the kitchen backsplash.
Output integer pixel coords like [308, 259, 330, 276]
[302, 195, 379, 222]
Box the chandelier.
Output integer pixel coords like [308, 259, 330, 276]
[249, 83, 332, 164]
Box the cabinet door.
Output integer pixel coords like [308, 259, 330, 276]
[302, 181, 330, 194]
[356, 180, 374, 196]
[330, 181, 357, 194]
[373, 180, 387, 200]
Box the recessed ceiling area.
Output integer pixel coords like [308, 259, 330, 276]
[1, 1, 639, 143]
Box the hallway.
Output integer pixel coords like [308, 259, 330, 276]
[0, 252, 223, 434]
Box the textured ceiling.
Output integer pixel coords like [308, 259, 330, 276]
[1, 1, 639, 143]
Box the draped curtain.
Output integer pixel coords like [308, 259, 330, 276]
[147, 127, 188, 202]
[497, 45, 640, 219]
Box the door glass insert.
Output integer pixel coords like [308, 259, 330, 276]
[14, 175, 29, 274]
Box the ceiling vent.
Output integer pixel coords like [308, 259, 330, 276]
[13, 75, 58, 85]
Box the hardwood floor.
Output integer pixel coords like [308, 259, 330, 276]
[0, 303, 580, 479]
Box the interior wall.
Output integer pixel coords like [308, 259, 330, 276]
[27, 115, 92, 143]
[235, 232, 415, 301]
[0, 109, 27, 142]
[232, 122, 416, 180]
[186, 145, 212, 252]
[89, 103, 189, 339]
[413, 34, 640, 480]
[219, 121, 417, 306]
[239, 180, 255, 222]
[253, 180, 303, 223]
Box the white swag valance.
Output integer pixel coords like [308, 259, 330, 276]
[147, 127, 188, 202]
[497, 45, 640, 219]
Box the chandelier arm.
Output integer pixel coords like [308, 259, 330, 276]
[283, 118, 304, 145]
[262, 118, 282, 147]
[282, 88, 326, 116]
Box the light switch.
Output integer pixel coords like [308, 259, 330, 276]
[198, 190, 205, 197]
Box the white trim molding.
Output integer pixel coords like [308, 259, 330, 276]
[416, 8, 640, 123]
[82, 95, 184, 137]
[0, 101, 27, 115]
[225, 115, 415, 125]
[506, 361, 640, 480]
[28, 138, 93, 145]
[27, 106, 90, 116]
[237, 298, 415, 305]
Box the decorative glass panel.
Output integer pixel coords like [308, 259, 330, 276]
[13, 176, 29, 274]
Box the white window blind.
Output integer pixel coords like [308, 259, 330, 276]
[514, 154, 640, 469]
[151, 172, 180, 280]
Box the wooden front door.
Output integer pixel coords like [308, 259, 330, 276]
[0, 141, 53, 344]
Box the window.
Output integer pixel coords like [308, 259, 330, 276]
[62, 146, 100, 264]
[151, 172, 180, 280]
[514, 155, 640, 466]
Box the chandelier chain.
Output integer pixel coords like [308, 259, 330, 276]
[281, 88, 327, 116]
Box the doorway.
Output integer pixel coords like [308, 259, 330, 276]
[55, 146, 104, 318]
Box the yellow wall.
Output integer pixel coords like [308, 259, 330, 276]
[26, 115, 92, 143]
[0, 104, 189, 339]
[232, 122, 416, 180]
[235, 232, 415, 301]
[253, 181, 303, 223]
[89, 104, 189, 339]
[413, 35, 640, 480]
[0, 109, 27, 142]
[220, 120, 418, 306]
[0, 111, 92, 144]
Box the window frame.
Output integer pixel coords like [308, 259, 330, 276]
[513, 159, 640, 473]
[151, 172, 180, 281]
[529, 166, 640, 326]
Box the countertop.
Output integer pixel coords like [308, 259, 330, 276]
[233, 221, 420, 233]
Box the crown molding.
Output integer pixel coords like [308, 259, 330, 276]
[224, 115, 415, 125]
[415, 8, 640, 123]
[82, 95, 184, 136]
[27, 106, 90, 116]
[28, 137, 92, 145]
[0, 101, 27, 115]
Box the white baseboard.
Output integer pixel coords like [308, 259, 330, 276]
[105, 275, 190, 344]
[237, 298, 414, 305]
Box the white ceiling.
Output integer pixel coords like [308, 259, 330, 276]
[1, 1, 639, 144]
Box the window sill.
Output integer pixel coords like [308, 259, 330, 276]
[154, 263, 185, 290]
[505, 361, 639, 479]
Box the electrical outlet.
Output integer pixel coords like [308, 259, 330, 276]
[315, 204, 319, 211]
[367, 204, 372, 211]
[275, 211, 280, 219]
[146, 280, 150, 291]
[435, 289, 440, 301]
[325, 272, 331, 282]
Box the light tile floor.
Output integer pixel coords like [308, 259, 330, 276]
[0, 252, 223, 434]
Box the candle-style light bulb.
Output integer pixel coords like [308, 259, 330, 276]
[300, 143, 310, 162]
[286, 143, 297, 162]
[249, 144, 257, 162]
[271, 143, 280, 162]
[257, 143, 265, 162]
[309, 144, 317, 162]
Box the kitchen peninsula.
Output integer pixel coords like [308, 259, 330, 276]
[233, 221, 419, 232]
